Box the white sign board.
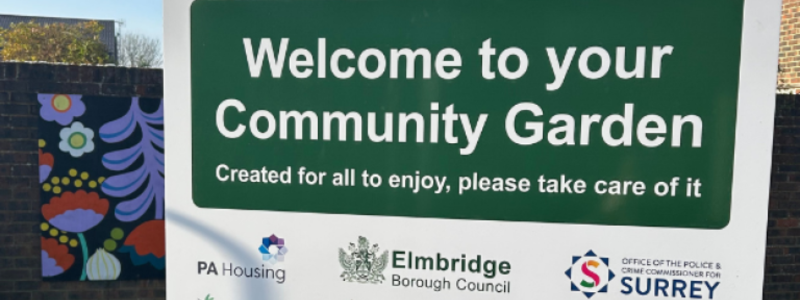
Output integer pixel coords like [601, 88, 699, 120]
[165, 1, 781, 299]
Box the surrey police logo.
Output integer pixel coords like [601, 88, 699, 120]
[565, 250, 615, 298]
[338, 236, 388, 284]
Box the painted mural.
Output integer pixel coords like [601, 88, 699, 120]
[38, 94, 165, 281]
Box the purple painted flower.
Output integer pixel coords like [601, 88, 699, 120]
[38, 94, 86, 125]
[42, 190, 109, 233]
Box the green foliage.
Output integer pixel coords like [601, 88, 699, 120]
[0, 20, 109, 64]
[0, 28, 5, 61]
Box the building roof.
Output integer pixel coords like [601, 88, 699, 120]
[0, 14, 117, 61]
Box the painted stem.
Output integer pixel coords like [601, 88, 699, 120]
[78, 233, 88, 281]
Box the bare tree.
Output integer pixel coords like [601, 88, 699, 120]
[117, 32, 162, 68]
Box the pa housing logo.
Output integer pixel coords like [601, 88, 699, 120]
[258, 234, 288, 263]
[565, 250, 615, 298]
[196, 234, 287, 283]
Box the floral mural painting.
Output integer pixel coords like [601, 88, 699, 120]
[38, 94, 165, 281]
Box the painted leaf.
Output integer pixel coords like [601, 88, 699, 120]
[100, 98, 165, 221]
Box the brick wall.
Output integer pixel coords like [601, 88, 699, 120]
[0, 62, 164, 300]
[765, 94, 800, 299]
[780, 0, 800, 93]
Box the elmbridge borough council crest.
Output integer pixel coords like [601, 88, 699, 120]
[338, 236, 388, 284]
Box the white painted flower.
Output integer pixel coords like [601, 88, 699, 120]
[85, 248, 121, 281]
[59, 122, 95, 158]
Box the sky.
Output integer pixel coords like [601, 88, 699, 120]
[0, 0, 163, 45]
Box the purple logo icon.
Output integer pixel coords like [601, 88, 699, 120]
[259, 234, 288, 263]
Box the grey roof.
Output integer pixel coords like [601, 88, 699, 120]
[0, 14, 116, 61]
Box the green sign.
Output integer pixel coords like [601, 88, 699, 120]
[190, 0, 743, 228]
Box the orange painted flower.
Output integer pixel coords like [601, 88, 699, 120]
[41, 237, 74, 277]
[119, 220, 165, 269]
[42, 190, 109, 233]
[39, 149, 54, 184]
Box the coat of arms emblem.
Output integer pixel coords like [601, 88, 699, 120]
[338, 236, 388, 283]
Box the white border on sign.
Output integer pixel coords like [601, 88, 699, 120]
[164, 1, 782, 299]
[727, 0, 781, 298]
